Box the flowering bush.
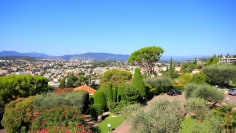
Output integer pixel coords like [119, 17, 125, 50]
[37, 123, 92, 133]
[30, 105, 92, 133]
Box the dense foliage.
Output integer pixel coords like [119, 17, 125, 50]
[131, 68, 146, 98]
[1, 96, 34, 133]
[202, 64, 236, 86]
[144, 77, 172, 95]
[0, 75, 50, 110]
[184, 83, 224, 106]
[122, 85, 140, 104]
[192, 71, 211, 84]
[93, 90, 106, 110]
[185, 98, 209, 122]
[99, 69, 132, 90]
[90, 103, 103, 121]
[30, 105, 90, 133]
[33, 91, 89, 113]
[128, 46, 164, 76]
[212, 105, 236, 132]
[59, 73, 89, 88]
[122, 99, 185, 133]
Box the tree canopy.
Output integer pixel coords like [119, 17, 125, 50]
[99, 69, 132, 90]
[128, 46, 164, 76]
[202, 64, 236, 86]
[0, 75, 50, 111]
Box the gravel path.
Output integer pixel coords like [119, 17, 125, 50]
[112, 93, 236, 133]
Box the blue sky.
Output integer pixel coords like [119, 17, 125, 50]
[0, 0, 236, 56]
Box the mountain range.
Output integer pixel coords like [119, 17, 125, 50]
[0, 51, 211, 61]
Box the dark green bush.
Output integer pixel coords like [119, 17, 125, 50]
[112, 87, 117, 102]
[33, 91, 88, 113]
[0, 75, 50, 110]
[132, 68, 146, 97]
[90, 104, 103, 121]
[117, 85, 124, 102]
[144, 77, 172, 95]
[1, 96, 34, 133]
[93, 90, 106, 110]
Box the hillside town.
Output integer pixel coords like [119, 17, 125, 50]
[0, 55, 236, 89]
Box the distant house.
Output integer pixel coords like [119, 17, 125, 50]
[219, 58, 236, 64]
[192, 69, 200, 74]
[73, 85, 96, 96]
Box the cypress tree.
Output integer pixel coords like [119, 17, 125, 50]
[107, 83, 113, 102]
[132, 68, 146, 97]
[117, 85, 124, 102]
[112, 87, 117, 102]
[94, 90, 106, 110]
[213, 54, 218, 64]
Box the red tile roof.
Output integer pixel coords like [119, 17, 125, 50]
[73, 85, 96, 95]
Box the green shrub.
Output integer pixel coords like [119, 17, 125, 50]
[122, 85, 139, 104]
[107, 83, 113, 102]
[30, 105, 86, 132]
[94, 90, 106, 110]
[1, 96, 34, 133]
[90, 104, 103, 121]
[144, 77, 172, 95]
[145, 84, 154, 100]
[33, 91, 88, 113]
[172, 85, 184, 91]
[184, 83, 225, 105]
[132, 68, 146, 97]
[112, 87, 117, 102]
[0, 75, 50, 110]
[117, 85, 124, 102]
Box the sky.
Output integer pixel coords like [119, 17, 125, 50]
[0, 0, 236, 56]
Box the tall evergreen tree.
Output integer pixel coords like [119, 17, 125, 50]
[107, 83, 113, 102]
[212, 54, 218, 64]
[132, 68, 146, 98]
[169, 57, 174, 78]
[94, 90, 106, 110]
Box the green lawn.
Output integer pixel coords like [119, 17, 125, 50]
[179, 117, 200, 133]
[96, 114, 124, 133]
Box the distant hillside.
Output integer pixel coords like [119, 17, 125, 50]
[0, 51, 54, 58]
[0, 51, 211, 61]
[0, 56, 38, 62]
[59, 53, 129, 61]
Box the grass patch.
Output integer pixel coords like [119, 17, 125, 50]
[179, 117, 200, 133]
[96, 114, 124, 133]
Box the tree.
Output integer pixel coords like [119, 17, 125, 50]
[184, 83, 224, 108]
[1, 96, 34, 133]
[192, 71, 211, 84]
[121, 99, 185, 133]
[99, 69, 132, 90]
[132, 68, 146, 98]
[177, 73, 192, 85]
[107, 83, 113, 102]
[212, 54, 218, 64]
[0, 75, 50, 111]
[93, 90, 106, 110]
[144, 77, 172, 95]
[166, 57, 178, 78]
[128, 46, 164, 76]
[185, 98, 209, 122]
[122, 84, 140, 104]
[202, 64, 236, 86]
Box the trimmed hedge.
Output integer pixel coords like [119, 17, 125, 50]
[33, 91, 89, 113]
[94, 90, 106, 110]
[90, 104, 103, 121]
